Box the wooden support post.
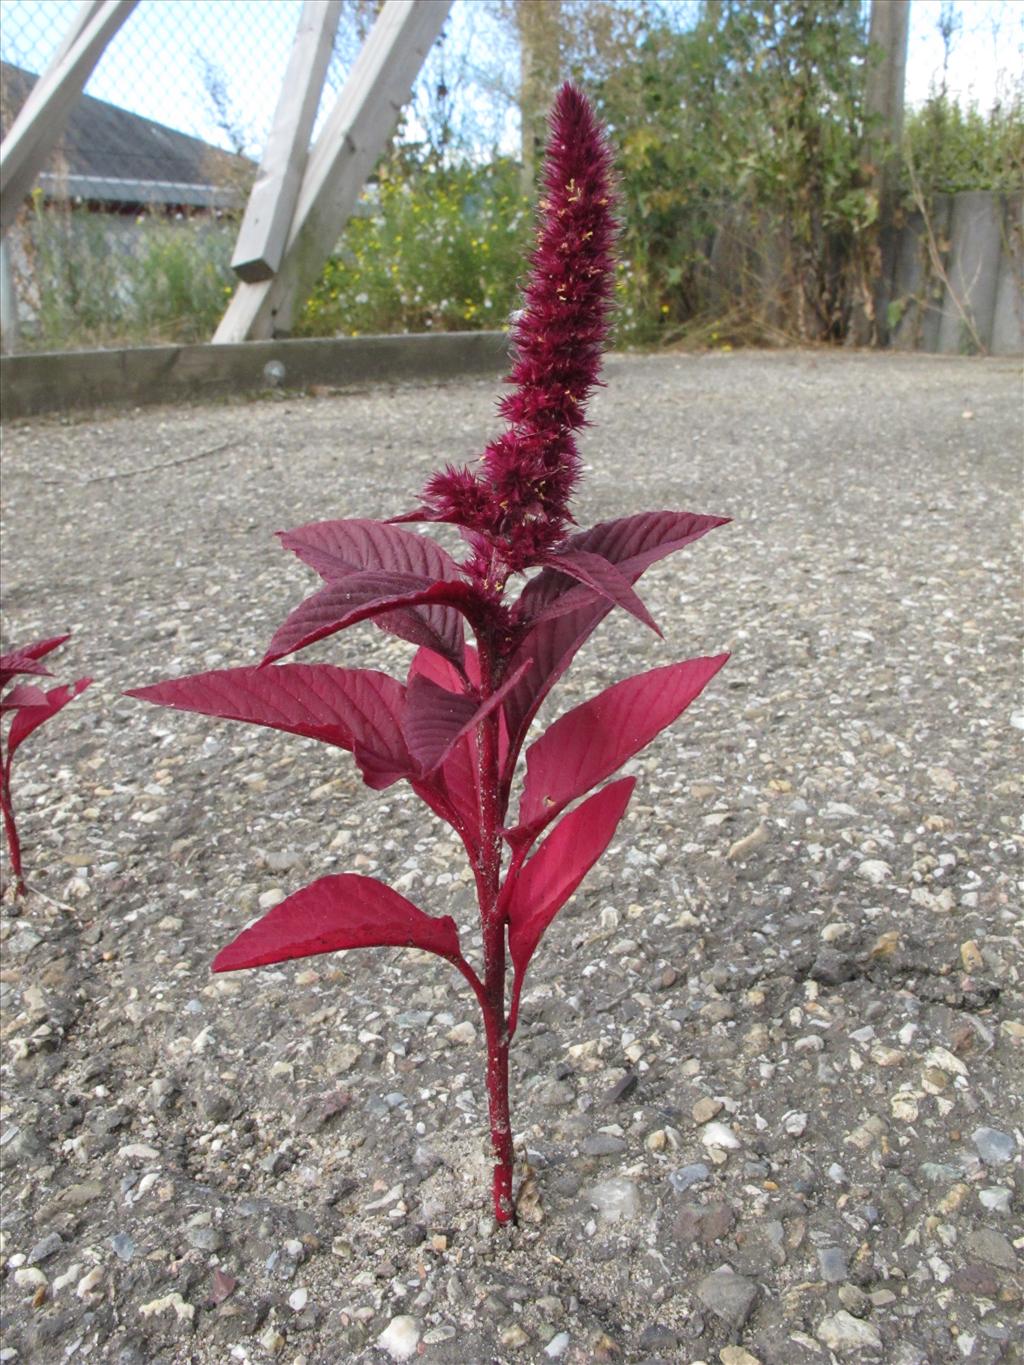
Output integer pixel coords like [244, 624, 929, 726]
[214, 0, 450, 344]
[856, 0, 911, 345]
[0, 234, 20, 353]
[516, 0, 562, 196]
[231, 0, 342, 283]
[865, 0, 910, 210]
[0, 0, 137, 235]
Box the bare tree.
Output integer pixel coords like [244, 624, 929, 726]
[515, 0, 563, 191]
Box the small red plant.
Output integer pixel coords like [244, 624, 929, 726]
[1, 634, 92, 896]
[129, 85, 729, 1224]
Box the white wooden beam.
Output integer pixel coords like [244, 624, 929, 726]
[49, 0, 110, 72]
[231, 0, 341, 283]
[0, 0, 137, 235]
[214, 0, 450, 344]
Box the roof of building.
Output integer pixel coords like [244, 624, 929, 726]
[1, 60, 253, 209]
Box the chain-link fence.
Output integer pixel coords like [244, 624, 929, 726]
[1, 0, 380, 166]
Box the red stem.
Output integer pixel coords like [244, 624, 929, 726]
[0, 760, 26, 896]
[476, 642, 515, 1224]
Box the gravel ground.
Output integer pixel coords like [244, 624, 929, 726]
[0, 348, 1021, 1365]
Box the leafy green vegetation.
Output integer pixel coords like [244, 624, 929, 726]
[17, 193, 236, 351]
[903, 91, 1024, 197]
[297, 155, 532, 338]
[592, 0, 876, 344]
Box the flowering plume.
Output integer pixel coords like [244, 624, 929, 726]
[418, 83, 617, 579]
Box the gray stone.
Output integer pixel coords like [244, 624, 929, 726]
[857, 860, 892, 886]
[26, 1232, 63, 1265]
[582, 1133, 627, 1158]
[920, 1162, 960, 1185]
[810, 948, 855, 985]
[817, 1245, 849, 1282]
[50, 1182, 104, 1210]
[185, 1224, 223, 1252]
[838, 1283, 870, 1317]
[668, 1163, 711, 1194]
[111, 1233, 136, 1262]
[533, 1081, 576, 1109]
[696, 1268, 758, 1327]
[264, 849, 299, 872]
[584, 1178, 641, 1224]
[6, 927, 43, 956]
[971, 1126, 1016, 1165]
[377, 1315, 420, 1361]
[638, 1324, 679, 1352]
[602, 1072, 639, 1105]
[782, 1110, 808, 1138]
[965, 1227, 1017, 1271]
[817, 1311, 883, 1354]
[979, 1186, 1012, 1214]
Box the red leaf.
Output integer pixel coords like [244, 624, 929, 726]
[5, 677, 92, 766]
[1, 683, 49, 713]
[262, 573, 478, 666]
[402, 674, 479, 771]
[506, 778, 635, 1033]
[278, 519, 466, 665]
[500, 596, 613, 781]
[279, 518, 458, 579]
[402, 659, 531, 775]
[211, 873, 465, 972]
[502, 512, 728, 778]
[408, 643, 481, 690]
[520, 511, 729, 620]
[410, 769, 478, 850]
[511, 654, 729, 844]
[406, 648, 482, 847]
[0, 634, 70, 688]
[127, 665, 414, 790]
[540, 549, 661, 636]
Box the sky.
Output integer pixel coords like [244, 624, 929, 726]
[1, 0, 1021, 159]
[904, 0, 1023, 106]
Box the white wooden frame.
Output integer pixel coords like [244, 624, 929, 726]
[214, 0, 451, 343]
[230, 0, 342, 283]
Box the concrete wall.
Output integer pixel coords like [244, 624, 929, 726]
[0, 331, 509, 420]
[888, 191, 1022, 356]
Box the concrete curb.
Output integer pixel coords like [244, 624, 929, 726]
[0, 331, 510, 421]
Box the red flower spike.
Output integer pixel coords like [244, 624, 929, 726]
[415, 82, 618, 578]
[128, 86, 732, 1231]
